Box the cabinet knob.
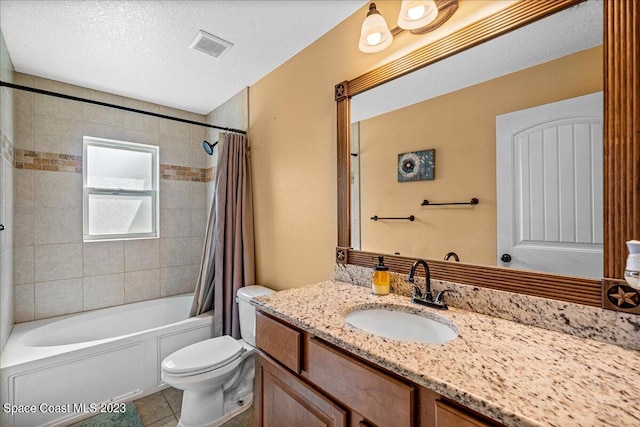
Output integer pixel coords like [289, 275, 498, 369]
[501, 253, 512, 263]
[0, 224, 4, 231]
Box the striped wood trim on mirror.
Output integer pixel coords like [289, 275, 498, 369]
[603, 0, 640, 279]
[337, 98, 351, 248]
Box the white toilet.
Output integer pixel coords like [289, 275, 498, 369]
[161, 285, 274, 427]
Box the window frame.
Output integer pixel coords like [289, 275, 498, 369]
[83, 136, 160, 242]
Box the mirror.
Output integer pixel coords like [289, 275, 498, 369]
[349, 1, 603, 279]
[335, 0, 640, 309]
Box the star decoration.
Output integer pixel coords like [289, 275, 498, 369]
[336, 249, 346, 262]
[608, 286, 638, 307]
[335, 84, 345, 98]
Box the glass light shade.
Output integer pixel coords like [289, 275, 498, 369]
[397, 0, 438, 30]
[359, 11, 392, 53]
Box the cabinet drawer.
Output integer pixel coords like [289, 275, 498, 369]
[307, 338, 414, 427]
[255, 311, 302, 373]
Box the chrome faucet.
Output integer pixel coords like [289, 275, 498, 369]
[407, 259, 450, 310]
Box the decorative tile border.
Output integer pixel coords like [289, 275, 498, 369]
[160, 164, 214, 182]
[13, 148, 215, 181]
[15, 149, 81, 173]
[0, 129, 14, 164]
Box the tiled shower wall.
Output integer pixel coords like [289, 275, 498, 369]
[13, 72, 213, 322]
[0, 29, 15, 351]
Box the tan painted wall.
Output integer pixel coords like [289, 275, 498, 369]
[248, 0, 427, 290]
[249, 4, 384, 290]
[359, 46, 603, 265]
[248, 1, 599, 290]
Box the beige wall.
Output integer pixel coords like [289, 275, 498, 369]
[249, 3, 382, 291]
[358, 46, 603, 264]
[248, 1, 492, 290]
[13, 73, 210, 322]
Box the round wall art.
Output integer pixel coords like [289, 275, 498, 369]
[397, 149, 435, 182]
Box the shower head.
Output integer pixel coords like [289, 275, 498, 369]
[203, 140, 218, 155]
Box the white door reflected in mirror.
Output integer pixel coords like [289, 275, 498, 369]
[496, 92, 603, 279]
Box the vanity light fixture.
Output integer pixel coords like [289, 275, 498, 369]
[358, 0, 459, 53]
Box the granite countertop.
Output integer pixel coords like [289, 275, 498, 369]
[252, 280, 640, 427]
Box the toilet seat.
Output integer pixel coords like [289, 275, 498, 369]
[162, 336, 243, 377]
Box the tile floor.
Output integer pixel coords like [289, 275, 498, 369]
[87, 387, 254, 427]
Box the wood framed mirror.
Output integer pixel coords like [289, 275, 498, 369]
[335, 0, 638, 311]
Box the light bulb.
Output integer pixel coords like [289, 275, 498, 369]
[366, 32, 382, 46]
[397, 0, 438, 30]
[408, 5, 425, 20]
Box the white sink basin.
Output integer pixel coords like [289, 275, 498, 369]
[345, 308, 458, 344]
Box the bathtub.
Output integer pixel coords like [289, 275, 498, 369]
[0, 294, 214, 427]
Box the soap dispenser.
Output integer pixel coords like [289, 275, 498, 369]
[372, 256, 390, 296]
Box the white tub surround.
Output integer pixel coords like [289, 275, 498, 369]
[252, 281, 640, 427]
[0, 294, 213, 427]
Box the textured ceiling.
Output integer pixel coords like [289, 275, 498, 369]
[352, 0, 603, 123]
[0, 0, 366, 114]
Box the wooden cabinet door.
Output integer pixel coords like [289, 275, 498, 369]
[306, 337, 414, 427]
[256, 353, 347, 427]
[435, 401, 496, 427]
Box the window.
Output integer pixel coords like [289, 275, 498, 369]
[83, 136, 159, 241]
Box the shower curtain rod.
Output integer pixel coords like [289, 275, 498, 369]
[0, 80, 247, 135]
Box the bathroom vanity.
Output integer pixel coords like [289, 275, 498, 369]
[252, 281, 640, 427]
[255, 311, 497, 426]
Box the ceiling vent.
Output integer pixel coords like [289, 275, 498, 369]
[189, 30, 233, 59]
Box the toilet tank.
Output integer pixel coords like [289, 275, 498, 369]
[236, 285, 274, 346]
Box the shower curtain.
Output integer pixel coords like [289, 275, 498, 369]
[190, 132, 255, 339]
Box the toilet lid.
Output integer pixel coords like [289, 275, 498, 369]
[162, 336, 243, 375]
